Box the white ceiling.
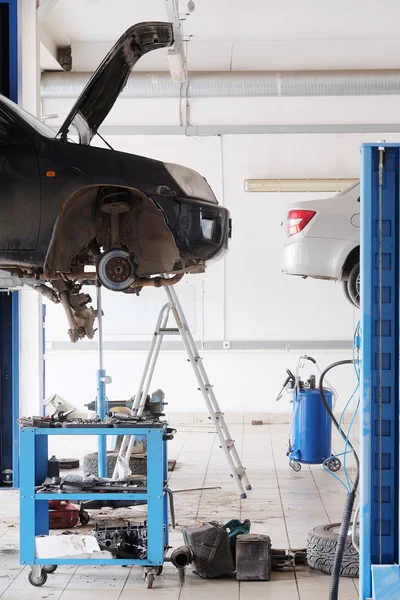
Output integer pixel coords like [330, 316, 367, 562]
[40, 0, 400, 71]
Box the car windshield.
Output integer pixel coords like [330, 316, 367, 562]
[0, 94, 56, 138]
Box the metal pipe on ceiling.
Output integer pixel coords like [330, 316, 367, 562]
[41, 69, 400, 98]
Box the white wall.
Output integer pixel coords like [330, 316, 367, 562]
[41, 130, 383, 417]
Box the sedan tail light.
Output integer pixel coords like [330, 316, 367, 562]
[286, 209, 316, 237]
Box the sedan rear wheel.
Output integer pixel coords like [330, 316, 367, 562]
[342, 281, 353, 306]
[348, 263, 360, 309]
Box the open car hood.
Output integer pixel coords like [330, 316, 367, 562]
[58, 22, 174, 144]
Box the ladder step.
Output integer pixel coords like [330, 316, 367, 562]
[215, 412, 224, 419]
[219, 439, 235, 450]
[159, 328, 180, 334]
[235, 467, 247, 479]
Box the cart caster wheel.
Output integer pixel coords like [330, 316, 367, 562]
[145, 573, 155, 589]
[79, 509, 90, 525]
[43, 565, 57, 574]
[28, 570, 47, 587]
[327, 457, 341, 472]
[155, 566, 163, 576]
[289, 460, 301, 472]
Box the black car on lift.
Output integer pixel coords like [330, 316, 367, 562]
[0, 22, 230, 341]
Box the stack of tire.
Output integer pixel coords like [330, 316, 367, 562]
[82, 451, 146, 478]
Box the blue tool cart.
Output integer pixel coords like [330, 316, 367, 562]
[20, 424, 169, 590]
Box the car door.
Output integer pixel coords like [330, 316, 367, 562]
[0, 109, 41, 250]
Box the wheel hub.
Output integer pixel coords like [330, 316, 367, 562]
[97, 249, 135, 291]
[105, 257, 131, 284]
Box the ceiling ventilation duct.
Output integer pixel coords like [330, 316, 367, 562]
[41, 69, 400, 99]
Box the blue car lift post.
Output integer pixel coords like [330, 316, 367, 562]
[360, 143, 400, 599]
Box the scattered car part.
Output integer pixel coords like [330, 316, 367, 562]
[94, 522, 148, 559]
[271, 547, 307, 570]
[235, 534, 272, 581]
[182, 522, 235, 578]
[307, 523, 359, 577]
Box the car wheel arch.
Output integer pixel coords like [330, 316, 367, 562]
[44, 184, 180, 278]
[341, 245, 359, 281]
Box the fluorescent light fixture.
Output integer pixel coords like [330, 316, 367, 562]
[244, 179, 358, 193]
[167, 49, 187, 83]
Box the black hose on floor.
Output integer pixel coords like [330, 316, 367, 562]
[319, 360, 360, 600]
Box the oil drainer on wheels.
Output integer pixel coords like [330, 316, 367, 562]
[277, 355, 341, 473]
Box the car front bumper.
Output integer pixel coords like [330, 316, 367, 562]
[282, 236, 357, 281]
[153, 195, 230, 263]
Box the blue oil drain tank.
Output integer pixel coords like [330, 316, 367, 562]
[288, 387, 333, 466]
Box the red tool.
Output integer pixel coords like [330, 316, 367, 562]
[49, 500, 79, 529]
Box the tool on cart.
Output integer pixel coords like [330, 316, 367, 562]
[49, 500, 80, 529]
[278, 355, 341, 473]
[114, 283, 251, 498]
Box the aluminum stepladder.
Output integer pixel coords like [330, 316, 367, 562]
[114, 284, 252, 499]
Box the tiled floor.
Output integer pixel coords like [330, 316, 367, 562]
[0, 424, 359, 599]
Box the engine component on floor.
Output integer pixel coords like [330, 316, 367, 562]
[270, 547, 307, 570]
[94, 522, 148, 559]
[182, 522, 235, 578]
[307, 522, 359, 577]
[49, 500, 79, 529]
[235, 534, 272, 581]
[170, 545, 194, 569]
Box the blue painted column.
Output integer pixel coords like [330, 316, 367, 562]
[360, 143, 400, 600]
[0, 0, 19, 487]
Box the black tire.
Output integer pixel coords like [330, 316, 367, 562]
[42, 565, 57, 574]
[145, 573, 155, 589]
[342, 281, 353, 306]
[79, 509, 90, 525]
[82, 451, 146, 478]
[28, 570, 48, 587]
[348, 263, 360, 308]
[307, 523, 359, 577]
[59, 458, 80, 470]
